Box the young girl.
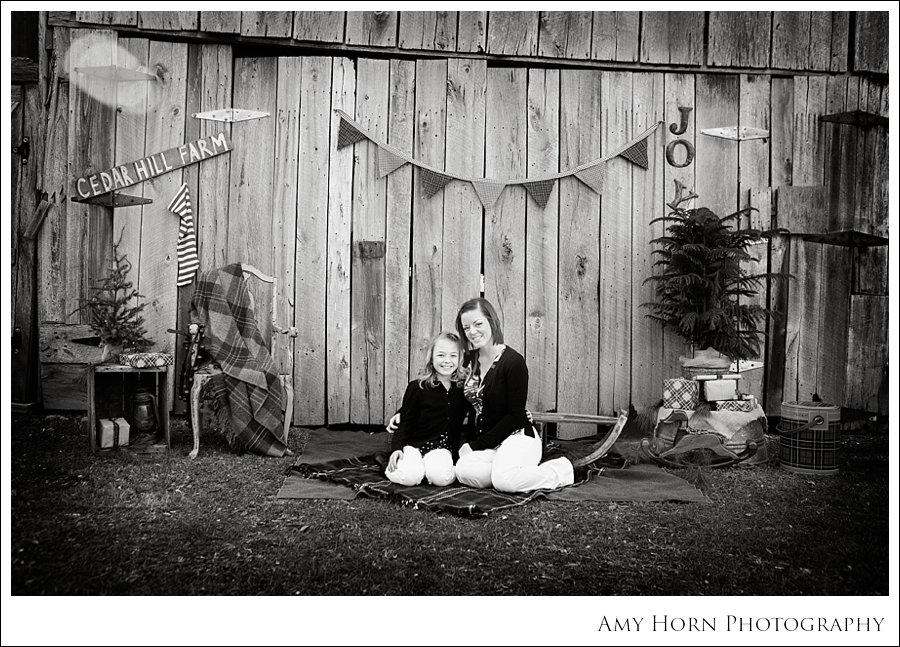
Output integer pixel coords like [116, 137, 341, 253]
[385, 331, 473, 487]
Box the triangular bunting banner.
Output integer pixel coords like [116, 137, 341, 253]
[619, 137, 649, 169]
[574, 163, 607, 194]
[471, 180, 506, 210]
[376, 145, 407, 178]
[420, 168, 453, 198]
[337, 116, 368, 149]
[523, 179, 556, 208]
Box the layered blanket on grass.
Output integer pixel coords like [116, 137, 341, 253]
[288, 454, 601, 515]
[191, 264, 286, 457]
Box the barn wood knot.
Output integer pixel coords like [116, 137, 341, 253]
[500, 237, 514, 263]
[575, 254, 587, 277]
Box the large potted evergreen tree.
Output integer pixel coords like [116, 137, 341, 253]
[642, 181, 789, 367]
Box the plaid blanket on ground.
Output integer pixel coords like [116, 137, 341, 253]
[290, 454, 602, 516]
[191, 264, 287, 457]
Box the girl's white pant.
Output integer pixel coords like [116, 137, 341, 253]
[454, 430, 574, 493]
[385, 446, 456, 487]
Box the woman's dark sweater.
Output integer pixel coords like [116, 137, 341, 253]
[465, 346, 531, 451]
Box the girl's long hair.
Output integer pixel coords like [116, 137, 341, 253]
[417, 331, 465, 388]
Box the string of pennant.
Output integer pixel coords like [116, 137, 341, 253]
[335, 109, 664, 210]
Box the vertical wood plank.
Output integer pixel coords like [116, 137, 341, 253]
[12, 86, 42, 402]
[845, 295, 888, 412]
[112, 38, 149, 290]
[295, 56, 332, 426]
[738, 75, 771, 218]
[408, 59, 447, 378]
[226, 58, 277, 281]
[485, 12, 539, 56]
[326, 57, 356, 423]
[661, 73, 696, 378]
[38, 26, 70, 323]
[345, 11, 398, 47]
[766, 77, 794, 414]
[383, 59, 415, 419]
[630, 72, 665, 411]
[484, 67, 527, 353]
[829, 12, 849, 72]
[272, 57, 302, 402]
[771, 12, 811, 70]
[138, 12, 198, 30]
[241, 12, 294, 38]
[457, 12, 487, 53]
[525, 68, 559, 414]
[807, 12, 834, 71]
[557, 69, 601, 434]
[853, 11, 889, 74]
[195, 45, 233, 272]
[599, 72, 633, 415]
[708, 11, 772, 68]
[538, 11, 592, 59]
[350, 58, 389, 425]
[199, 12, 240, 33]
[67, 29, 117, 324]
[293, 11, 345, 43]
[138, 41, 188, 411]
[591, 12, 639, 62]
[640, 12, 704, 65]
[783, 76, 827, 404]
[398, 11, 457, 51]
[442, 59, 486, 327]
[694, 74, 739, 217]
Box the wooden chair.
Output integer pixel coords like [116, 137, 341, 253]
[189, 265, 297, 459]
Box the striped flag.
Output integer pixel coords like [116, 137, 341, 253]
[168, 182, 200, 287]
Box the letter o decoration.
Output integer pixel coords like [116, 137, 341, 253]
[665, 139, 695, 168]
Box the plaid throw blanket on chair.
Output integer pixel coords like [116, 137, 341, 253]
[191, 264, 287, 457]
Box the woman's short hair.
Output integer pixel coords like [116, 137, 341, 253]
[455, 297, 504, 348]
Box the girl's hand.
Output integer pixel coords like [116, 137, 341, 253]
[458, 443, 473, 458]
[525, 409, 534, 424]
[387, 450, 403, 472]
[386, 413, 401, 433]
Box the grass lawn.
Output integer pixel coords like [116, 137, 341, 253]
[10, 412, 889, 598]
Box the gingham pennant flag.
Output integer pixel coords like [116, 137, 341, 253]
[167, 182, 200, 287]
[471, 180, 506, 210]
[574, 163, 607, 194]
[376, 145, 407, 178]
[523, 179, 556, 208]
[420, 168, 453, 198]
[337, 116, 368, 149]
[618, 137, 649, 169]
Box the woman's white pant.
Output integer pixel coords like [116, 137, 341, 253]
[455, 431, 574, 493]
[385, 446, 456, 487]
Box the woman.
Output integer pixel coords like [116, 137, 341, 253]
[451, 298, 574, 492]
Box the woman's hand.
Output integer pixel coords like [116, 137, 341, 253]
[386, 412, 400, 433]
[458, 443, 473, 458]
[387, 450, 403, 472]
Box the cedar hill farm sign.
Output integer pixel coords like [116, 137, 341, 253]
[73, 132, 233, 200]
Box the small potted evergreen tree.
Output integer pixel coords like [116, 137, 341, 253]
[642, 180, 790, 366]
[74, 237, 154, 363]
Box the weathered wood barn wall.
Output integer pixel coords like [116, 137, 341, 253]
[12, 11, 889, 425]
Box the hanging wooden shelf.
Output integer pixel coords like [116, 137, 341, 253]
[74, 65, 157, 82]
[72, 192, 153, 208]
[819, 110, 887, 128]
[798, 229, 888, 248]
[192, 108, 270, 123]
[700, 126, 769, 141]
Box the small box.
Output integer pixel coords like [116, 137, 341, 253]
[662, 378, 700, 409]
[716, 395, 757, 412]
[119, 352, 174, 368]
[97, 417, 130, 449]
[701, 375, 741, 401]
